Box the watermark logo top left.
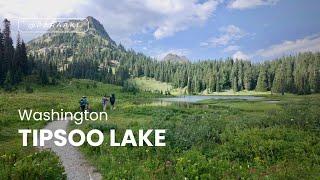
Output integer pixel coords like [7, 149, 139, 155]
[17, 18, 89, 34]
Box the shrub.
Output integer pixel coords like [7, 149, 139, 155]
[122, 81, 139, 93]
[89, 123, 117, 133]
[12, 151, 66, 180]
[4, 84, 14, 92]
[25, 85, 34, 93]
[51, 78, 58, 85]
[93, 82, 98, 88]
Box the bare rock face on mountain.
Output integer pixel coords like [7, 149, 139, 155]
[162, 53, 189, 63]
[28, 16, 117, 51]
[27, 16, 123, 69]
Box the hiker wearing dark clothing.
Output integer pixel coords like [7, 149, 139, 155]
[79, 96, 89, 112]
[110, 94, 116, 110]
[102, 95, 108, 112]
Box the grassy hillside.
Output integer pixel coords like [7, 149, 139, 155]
[128, 77, 174, 93]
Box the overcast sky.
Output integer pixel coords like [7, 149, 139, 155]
[1, 0, 320, 61]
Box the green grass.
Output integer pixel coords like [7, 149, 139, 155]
[128, 77, 174, 93]
[0, 79, 161, 179]
[1, 79, 320, 179]
[77, 92, 320, 179]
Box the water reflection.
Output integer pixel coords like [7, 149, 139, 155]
[135, 100, 209, 108]
[264, 100, 280, 104]
[161, 95, 263, 103]
[134, 95, 264, 109]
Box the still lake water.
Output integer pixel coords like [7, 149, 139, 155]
[160, 95, 263, 103]
[134, 95, 264, 108]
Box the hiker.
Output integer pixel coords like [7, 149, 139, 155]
[110, 94, 116, 110]
[101, 95, 108, 112]
[79, 96, 89, 112]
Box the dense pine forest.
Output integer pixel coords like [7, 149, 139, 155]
[118, 53, 320, 95]
[1, 18, 319, 95]
[0, 19, 31, 89]
[0, 19, 60, 90]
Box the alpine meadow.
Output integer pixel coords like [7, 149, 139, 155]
[1, 1, 320, 179]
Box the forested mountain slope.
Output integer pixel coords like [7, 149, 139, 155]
[25, 17, 320, 95]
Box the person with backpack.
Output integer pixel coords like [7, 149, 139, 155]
[79, 96, 89, 112]
[101, 95, 108, 112]
[110, 94, 116, 110]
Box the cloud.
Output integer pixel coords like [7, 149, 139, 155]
[255, 34, 320, 59]
[0, 0, 85, 18]
[0, 0, 221, 41]
[201, 25, 246, 47]
[118, 37, 143, 47]
[228, 0, 279, 10]
[223, 45, 240, 52]
[232, 51, 249, 60]
[151, 0, 220, 39]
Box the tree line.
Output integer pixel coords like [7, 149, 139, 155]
[0, 19, 30, 90]
[0, 19, 60, 90]
[63, 47, 320, 95]
[119, 52, 320, 95]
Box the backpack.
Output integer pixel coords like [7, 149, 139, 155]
[102, 97, 107, 105]
[80, 98, 86, 106]
[110, 96, 115, 103]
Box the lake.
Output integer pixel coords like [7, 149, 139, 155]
[160, 95, 264, 103]
[133, 95, 265, 108]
